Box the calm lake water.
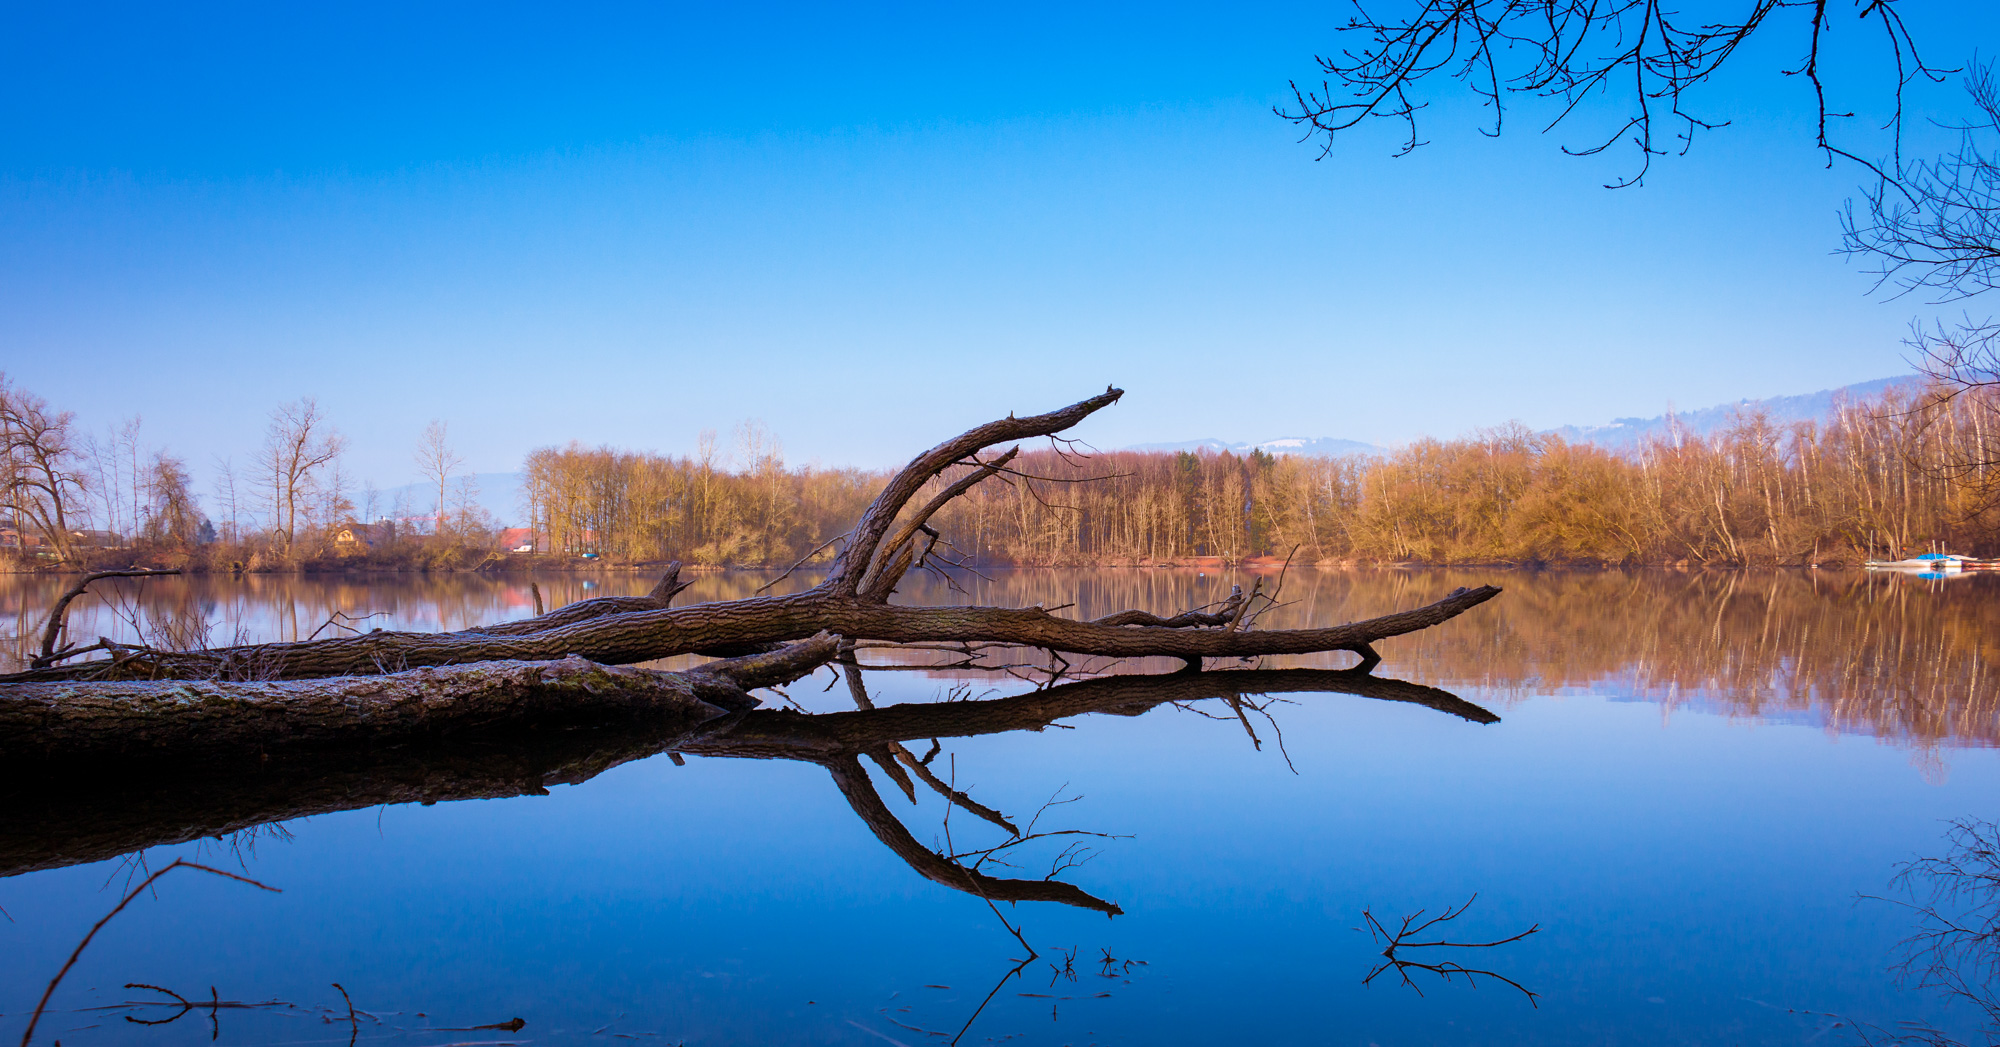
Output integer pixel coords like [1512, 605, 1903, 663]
[3, 567, 1998, 1045]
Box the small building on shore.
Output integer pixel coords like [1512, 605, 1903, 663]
[67, 529, 124, 549]
[333, 521, 396, 550]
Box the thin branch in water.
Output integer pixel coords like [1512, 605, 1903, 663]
[121, 983, 193, 1026]
[332, 982, 358, 1047]
[21, 859, 281, 1047]
[1360, 893, 1542, 1007]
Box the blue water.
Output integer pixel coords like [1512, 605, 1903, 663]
[2, 569, 1995, 1046]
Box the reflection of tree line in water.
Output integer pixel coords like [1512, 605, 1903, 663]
[1393, 570, 2000, 750]
[0, 573, 611, 661]
[867, 568, 2000, 749]
[6, 567, 1996, 746]
[2, 664, 1532, 1045]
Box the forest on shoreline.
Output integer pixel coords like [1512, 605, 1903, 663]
[513, 378, 2000, 569]
[6, 376, 1999, 572]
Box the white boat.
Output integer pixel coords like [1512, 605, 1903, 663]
[1864, 552, 1995, 571]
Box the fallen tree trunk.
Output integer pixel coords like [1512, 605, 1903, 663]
[1, 387, 1505, 755]
[0, 657, 725, 759]
[0, 583, 1496, 683]
[0, 636, 839, 761]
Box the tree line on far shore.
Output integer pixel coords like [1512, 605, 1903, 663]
[520, 381, 1999, 567]
[5, 373, 1997, 570]
[0, 375, 494, 570]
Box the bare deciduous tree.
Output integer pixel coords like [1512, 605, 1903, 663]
[450, 473, 487, 537]
[211, 455, 242, 545]
[256, 398, 345, 559]
[0, 374, 86, 562]
[415, 419, 464, 537]
[144, 453, 202, 546]
[318, 459, 355, 538]
[1279, 0, 1941, 188]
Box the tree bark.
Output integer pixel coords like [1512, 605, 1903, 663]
[0, 585, 1497, 683]
[1, 634, 841, 761]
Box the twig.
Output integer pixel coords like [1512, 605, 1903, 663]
[332, 982, 358, 1047]
[757, 531, 850, 594]
[1242, 546, 1299, 631]
[893, 741, 1019, 834]
[306, 610, 390, 642]
[20, 859, 279, 1047]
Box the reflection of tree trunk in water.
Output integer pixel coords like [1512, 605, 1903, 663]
[0, 722, 689, 879]
[696, 666, 1497, 760]
[821, 752, 1123, 914]
[0, 667, 1494, 892]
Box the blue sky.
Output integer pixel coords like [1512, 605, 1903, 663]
[3, 2, 1994, 487]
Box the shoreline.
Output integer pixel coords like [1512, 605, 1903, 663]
[0, 557, 1886, 576]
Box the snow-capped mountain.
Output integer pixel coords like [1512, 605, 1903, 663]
[1547, 376, 1921, 449]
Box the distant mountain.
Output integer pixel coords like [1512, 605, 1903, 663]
[1123, 436, 1379, 458]
[1547, 375, 1923, 449]
[1122, 376, 1926, 462]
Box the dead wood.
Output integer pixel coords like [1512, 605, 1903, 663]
[679, 665, 1497, 765]
[0, 388, 1505, 761]
[0, 634, 840, 762]
[0, 583, 1498, 684]
[0, 657, 725, 760]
